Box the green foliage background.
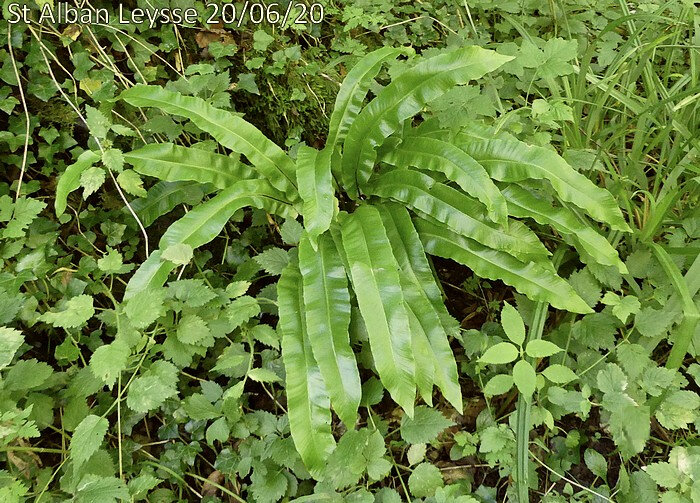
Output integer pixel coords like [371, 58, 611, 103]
[0, 0, 699, 502]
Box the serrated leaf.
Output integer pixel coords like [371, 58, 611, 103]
[407, 443, 426, 465]
[584, 448, 608, 480]
[4, 359, 52, 390]
[80, 166, 105, 198]
[162, 243, 193, 266]
[247, 367, 281, 383]
[74, 475, 129, 503]
[89, 339, 130, 387]
[85, 105, 110, 139]
[400, 406, 454, 444]
[102, 148, 124, 172]
[226, 295, 260, 329]
[70, 415, 108, 471]
[39, 295, 94, 329]
[408, 462, 444, 498]
[0, 327, 24, 369]
[176, 314, 210, 345]
[116, 169, 147, 198]
[2, 197, 47, 239]
[254, 248, 290, 275]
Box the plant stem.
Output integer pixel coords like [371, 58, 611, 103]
[515, 246, 566, 502]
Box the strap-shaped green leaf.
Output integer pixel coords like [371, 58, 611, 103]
[298, 233, 361, 427]
[129, 181, 205, 227]
[124, 143, 253, 190]
[381, 135, 507, 226]
[416, 218, 592, 314]
[157, 180, 293, 250]
[340, 205, 416, 416]
[124, 180, 295, 299]
[279, 254, 335, 476]
[327, 46, 411, 151]
[378, 204, 463, 411]
[371, 170, 550, 263]
[405, 296, 435, 407]
[341, 47, 512, 195]
[55, 150, 100, 216]
[501, 184, 628, 273]
[120, 85, 298, 199]
[456, 135, 631, 232]
[297, 146, 336, 243]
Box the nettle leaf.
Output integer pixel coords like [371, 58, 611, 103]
[126, 361, 179, 413]
[70, 415, 109, 471]
[89, 339, 130, 387]
[480, 342, 519, 365]
[97, 248, 125, 274]
[116, 169, 147, 198]
[643, 462, 681, 489]
[226, 296, 260, 329]
[400, 406, 454, 444]
[162, 243, 193, 266]
[73, 475, 129, 503]
[5, 359, 53, 391]
[176, 314, 210, 345]
[39, 295, 94, 329]
[584, 448, 608, 480]
[125, 288, 167, 329]
[501, 302, 525, 346]
[80, 166, 106, 198]
[85, 105, 110, 139]
[102, 148, 124, 172]
[2, 197, 46, 239]
[655, 391, 700, 430]
[602, 292, 641, 323]
[0, 327, 24, 369]
[254, 248, 290, 275]
[408, 462, 444, 498]
[407, 443, 427, 465]
[247, 368, 281, 383]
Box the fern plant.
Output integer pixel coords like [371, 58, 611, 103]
[55, 46, 629, 476]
